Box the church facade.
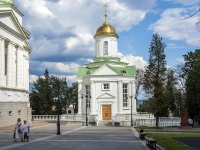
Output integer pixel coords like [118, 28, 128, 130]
[77, 9, 137, 123]
[0, 0, 31, 127]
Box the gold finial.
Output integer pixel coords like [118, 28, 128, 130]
[103, 4, 109, 23]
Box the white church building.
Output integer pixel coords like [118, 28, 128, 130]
[0, 0, 31, 127]
[77, 7, 137, 123]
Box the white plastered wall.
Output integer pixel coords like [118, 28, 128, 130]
[95, 36, 118, 58]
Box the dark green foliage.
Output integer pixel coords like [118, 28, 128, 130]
[50, 76, 68, 114]
[165, 68, 179, 116]
[30, 69, 54, 115]
[143, 33, 168, 127]
[137, 100, 153, 112]
[67, 82, 78, 113]
[182, 49, 200, 123]
[30, 69, 78, 115]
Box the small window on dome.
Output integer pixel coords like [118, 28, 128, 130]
[122, 70, 126, 74]
[103, 41, 108, 55]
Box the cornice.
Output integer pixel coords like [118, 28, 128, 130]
[0, 86, 29, 93]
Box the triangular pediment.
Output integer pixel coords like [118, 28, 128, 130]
[0, 12, 21, 35]
[92, 64, 119, 75]
[0, 10, 31, 50]
[97, 93, 116, 99]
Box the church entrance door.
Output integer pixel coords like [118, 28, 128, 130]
[102, 105, 111, 120]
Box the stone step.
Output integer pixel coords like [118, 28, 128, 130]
[97, 121, 113, 126]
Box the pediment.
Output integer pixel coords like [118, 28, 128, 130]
[0, 12, 22, 35]
[0, 10, 31, 50]
[97, 93, 116, 99]
[92, 64, 119, 75]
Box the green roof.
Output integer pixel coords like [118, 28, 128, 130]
[77, 65, 136, 77]
[113, 66, 136, 76]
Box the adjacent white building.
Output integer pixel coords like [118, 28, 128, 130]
[0, 0, 31, 127]
[77, 9, 137, 123]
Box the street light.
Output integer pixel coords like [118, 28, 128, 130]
[81, 93, 91, 126]
[51, 77, 66, 135]
[127, 95, 134, 127]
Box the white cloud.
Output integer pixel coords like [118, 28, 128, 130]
[149, 7, 200, 46]
[64, 34, 94, 54]
[29, 74, 77, 85]
[14, 0, 156, 81]
[18, 0, 55, 18]
[32, 61, 80, 75]
[29, 75, 39, 84]
[118, 53, 148, 69]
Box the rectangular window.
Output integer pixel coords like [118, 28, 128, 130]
[86, 85, 90, 108]
[102, 83, 110, 90]
[123, 84, 128, 107]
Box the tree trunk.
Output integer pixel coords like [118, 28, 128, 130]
[156, 116, 159, 128]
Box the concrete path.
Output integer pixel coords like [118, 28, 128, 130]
[0, 124, 148, 150]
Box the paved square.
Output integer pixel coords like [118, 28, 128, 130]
[0, 124, 147, 150]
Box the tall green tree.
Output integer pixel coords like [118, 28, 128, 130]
[175, 63, 187, 110]
[143, 33, 168, 127]
[135, 69, 144, 100]
[66, 82, 78, 113]
[182, 49, 200, 123]
[30, 69, 53, 115]
[50, 76, 68, 114]
[30, 69, 79, 115]
[165, 68, 178, 116]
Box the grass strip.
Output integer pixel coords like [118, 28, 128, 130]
[147, 133, 200, 150]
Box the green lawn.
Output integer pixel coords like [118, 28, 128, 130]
[146, 133, 200, 150]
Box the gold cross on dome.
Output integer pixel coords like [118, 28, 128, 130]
[103, 4, 109, 22]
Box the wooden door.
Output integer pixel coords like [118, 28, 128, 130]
[102, 105, 111, 120]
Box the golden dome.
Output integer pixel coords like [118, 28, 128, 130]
[95, 21, 118, 37]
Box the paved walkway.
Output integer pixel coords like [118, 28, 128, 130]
[0, 122, 148, 150]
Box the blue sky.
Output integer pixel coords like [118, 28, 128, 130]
[13, 0, 200, 85]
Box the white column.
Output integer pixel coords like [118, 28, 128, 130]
[7, 42, 15, 87]
[78, 81, 82, 114]
[16, 47, 23, 88]
[13, 45, 17, 87]
[131, 80, 136, 113]
[128, 82, 131, 109]
[90, 81, 96, 114]
[22, 52, 26, 89]
[82, 84, 86, 114]
[118, 80, 123, 113]
[0, 37, 5, 86]
[23, 52, 29, 91]
[27, 56, 29, 91]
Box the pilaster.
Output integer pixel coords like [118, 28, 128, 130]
[16, 47, 23, 88]
[90, 81, 96, 114]
[131, 80, 136, 113]
[7, 41, 15, 87]
[78, 81, 82, 114]
[0, 37, 5, 86]
[118, 80, 123, 113]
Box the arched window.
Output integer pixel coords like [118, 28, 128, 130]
[103, 41, 108, 55]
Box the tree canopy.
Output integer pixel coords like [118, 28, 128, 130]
[30, 69, 78, 115]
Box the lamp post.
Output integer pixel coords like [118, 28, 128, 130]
[81, 93, 91, 126]
[51, 77, 66, 135]
[127, 95, 134, 127]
